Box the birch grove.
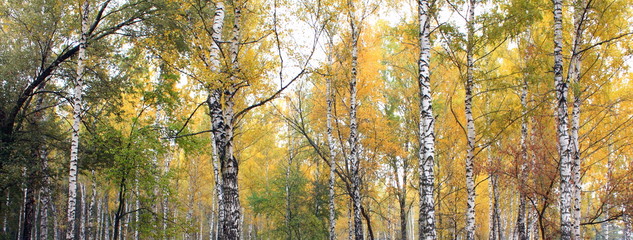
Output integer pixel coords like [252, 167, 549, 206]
[0, 0, 632, 239]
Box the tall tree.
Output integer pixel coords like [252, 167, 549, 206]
[464, 0, 477, 239]
[325, 33, 338, 240]
[552, 0, 573, 238]
[67, 1, 89, 239]
[516, 29, 532, 240]
[417, 0, 437, 239]
[569, 1, 588, 239]
[346, 0, 363, 239]
[207, 1, 226, 239]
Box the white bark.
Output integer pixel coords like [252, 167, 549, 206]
[89, 172, 97, 240]
[209, 91, 225, 240]
[39, 170, 50, 239]
[418, 0, 437, 239]
[104, 198, 110, 240]
[553, 0, 573, 239]
[18, 167, 26, 240]
[96, 196, 102, 240]
[348, 203, 353, 240]
[39, 188, 50, 239]
[40, 149, 51, 240]
[326, 37, 337, 240]
[33, 87, 52, 240]
[67, 2, 89, 239]
[569, 1, 586, 239]
[517, 65, 529, 240]
[347, 1, 363, 239]
[81, 183, 87, 240]
[210, 2, 242, 238]
[52, 200, 60, 240]
[465, 0, 477, 239]
[207, 2, 225, 239]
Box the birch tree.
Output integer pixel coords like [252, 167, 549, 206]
[464, 0, 477, 239]
[325, 32, 338, 240]
[516, 29, 532, 240]
[417, 0, 437, 239]
[552, 0, 573, 238]
[67, 1, 89, 239]
[569, 1, 588, 238]
[346, 0, 363, 238]
[206, 2, 225, 238]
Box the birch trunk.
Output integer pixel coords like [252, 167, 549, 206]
[103, 210, 112, 240]
[418, 0, 436, 239]
[552, 0, 573, 239]
[122, 197, 128, 240]
[326, 38, 337, 240]
[517, 69, 529, 240]
[52, 199, 60, 240]
[346, 1, 364, 239]
[465, 1, 477, 239]
[207, 2, 225, 239]
[348, 202, 353, 240]
[40, 148, 51, 240]
[96, 196, 102, 240]
[81, 183, 87, 240]
[67, 2, 89, 239]
[392, 161, 407, 240]
[29, 88, 48, 240]
[570, 97, 581, 240]
[494, 174, 502, 240]
[89, 173, 96, 240]
[569, 2, 586, 239]
[488, 161, 496, 240]
[529, 208, 538, 240]
[208, 90, 226, 240]
[212, 3, 242, 238]
[18, 170, 26, 240]
[105, 193, 111, 240]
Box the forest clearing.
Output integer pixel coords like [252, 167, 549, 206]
[1, 0, 632, 239]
